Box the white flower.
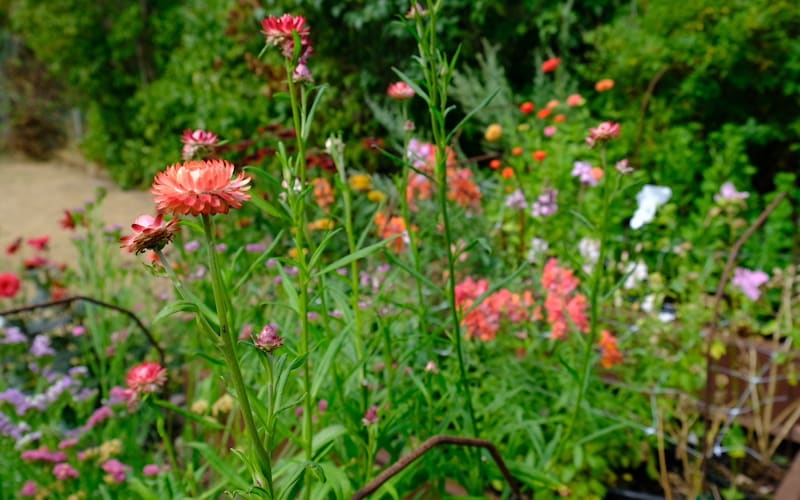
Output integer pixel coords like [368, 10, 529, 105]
[526, 238, 549, 263]
[623, 260, 648, 289]
[630, 185, 672, 230]
[578, 238, 600, 272]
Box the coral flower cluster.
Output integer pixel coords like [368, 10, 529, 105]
[599, 330, 622, 368]
[374, 212, 411, 253]
[455, 277, 537, 342]
[541, 259, 589, 340]
[405, 139, 482, 213]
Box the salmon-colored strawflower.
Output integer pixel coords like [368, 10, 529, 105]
[447, 167, 482, 213]
[120, 214, 179, 255]
[599, 330, 622, 368]
[151, 159, 251, 216]
[519, 101, 535, 114]
[501, 167, 515, 179]
[126, 362, 167, 397]
[566, 94, 585, 106]
[541, 57, 561, 73]
[586, 121, 621, 148]
[387, 81, 415, 100]
[260, 14, 311, 59]
[595, 79, 615, 92]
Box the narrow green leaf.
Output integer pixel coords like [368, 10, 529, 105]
[446, 88, 500, 143]
[153, 300, 198, 324]
[153, 399, 225, 430]
[314, 237, 395, 277]
[391, 67, 429, 103]
[187, 442, 250, 490]
[233, 230, 285, 293]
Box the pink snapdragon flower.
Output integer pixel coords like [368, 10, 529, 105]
[732, 267, 769, 301]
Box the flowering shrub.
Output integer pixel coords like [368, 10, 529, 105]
[1, 3, 798, 499]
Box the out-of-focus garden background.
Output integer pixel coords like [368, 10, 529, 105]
[2, 1, 800, 499]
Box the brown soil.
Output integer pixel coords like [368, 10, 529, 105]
[0, 152, 154, 268]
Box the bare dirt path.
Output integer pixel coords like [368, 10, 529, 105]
[0, 153, 154, 268]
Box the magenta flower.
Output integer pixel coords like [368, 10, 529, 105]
[53, 462, 79, 480]
[102, 459, 129, 483]
[22, 448, 67, 463]
[715, 182, 750, 203]
[260, 14, 312, 59]
[143, 464, 165, 477]
[732, 267, 769, 301]
[544, 126, 557, 137]
[361, 405, 379, 426]
[19, 481, 38, 497]
[586, 121, 621, 148]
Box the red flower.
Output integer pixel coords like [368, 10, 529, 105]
[152, 159, 251, 216]
[24, 256, 48, 269]
[489, 159, 501, 170]
[537, 108, 552, 119]
[126, 362, 167, 397]
[120, 214, 179, 255]
[387, 81, 415, 100]
[541, 57, 561, 73]
[532, 150, 547, 162]
[0, 272, 21, 298]
[519, 101, 535, 114]
[59, 211, 76, 230]
[6, 237, 22, 255]
[27, 236, 49, 252]
[260, 14, 311, 59]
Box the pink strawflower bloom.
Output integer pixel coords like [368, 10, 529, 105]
[715, 182, 750, 203]
[151, 159, 252, 216]
[181, 129, 219, 160]
[143, 464, 161, 477]
[732, 267, 769, 301]
[120, 214, 179, 255]
[566, 94, 585, 106]
[293, 63, 313, 83]
[362, 405, 379, 426]
[260, 14, 311, 59]
[108, 386, 132, 406]
[20, 481, 38, 497]
[254, 324, 284, 353]
[102, 459, 129, 484]
[586, 121, 621, 148]
[58, 438, 79, 450]
[53, 462, 79, 480]
[126, 362, 167, 399]
[27, 236, 50, 251]
[544, 126, 557, 137]
[86, 405, 114, 429]
[387, 81, 415, 100]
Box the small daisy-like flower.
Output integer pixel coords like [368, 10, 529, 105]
[151, 159, 251, 216]
[181, 129, 219, 160]
[125, 362, 167, 398]
[260, 14, 311, 59]
[387, 81, 415, 100]
[586, 121, 621, 148]
[120, 214, 179, 255]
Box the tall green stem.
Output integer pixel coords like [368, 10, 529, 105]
[202, 214, 273, 496]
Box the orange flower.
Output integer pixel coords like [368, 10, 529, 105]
[501, 167, 515, 179]
[406, 171, 433, 211]
[599, 330, 622, 368]
[537, 108, 552, 119]
[553, 114, 566, 123]
[312, 178, 335, 211]
[511, 147, 523, 156]
[532, 150, 547, 162]
[489, 159, 502, 170]
[447, 167, 482, 213]
[375, 212, 409, 253]
[546, 99, 559, 109]
[541, 57, 561, 73]
[566, 94, 585, 106]
[484, 124, 503, 142]
[591, 167, 604, 182]
[152, 159, 251, 216]
[595, 79, 615, 92]
[519, 101, 535, 114]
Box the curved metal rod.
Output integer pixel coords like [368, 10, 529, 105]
[352, 434, 524, 500]
[0, 295, 164, 365]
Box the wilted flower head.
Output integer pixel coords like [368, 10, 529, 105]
[181, 129, 219, 160]
[152, 159, 251, 216]
[387, 81, 415, 100]
[125, 362, 167, 399]
[586, 121, 621, 148]
[292, 63, 313, 83]
[254, 324, 284, 353]
[120, 214, 179, 255]
[732, 267, 769, 301]
[362, 405, 379, 426]
[630, 185, 671, 230]
[406, 2, 427, 18]
[714, 182, 750, 203]
[260, 14, 311, 59]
